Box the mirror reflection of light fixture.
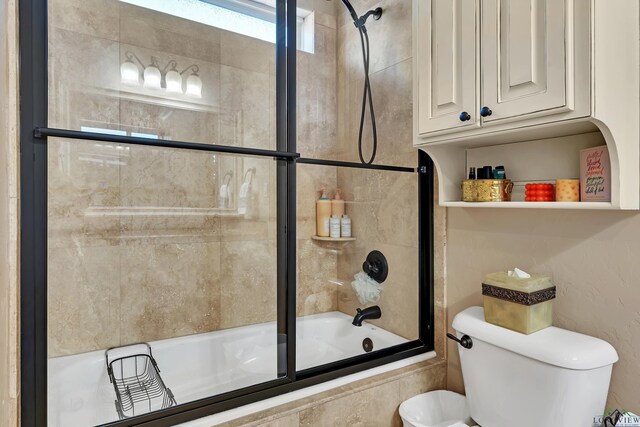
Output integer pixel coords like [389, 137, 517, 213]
[120, 54, 140, 85]
[120, 51, 203, 98]
[185, 67, 203, 99]
[165, 65, 182, 94]
[143, 58, 162, 90]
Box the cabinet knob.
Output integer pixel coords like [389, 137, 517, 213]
[459, 111, 471, 122]
[480, 106, 492, 117]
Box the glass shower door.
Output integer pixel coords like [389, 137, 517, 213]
[46, 0, 285, 424]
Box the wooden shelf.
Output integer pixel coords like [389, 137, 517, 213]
[441, 201, 613, 210]
[420, 128, 630, 210]
[311, 235, 356, 242]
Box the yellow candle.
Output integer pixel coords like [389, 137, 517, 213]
[556, 179, 580, 202]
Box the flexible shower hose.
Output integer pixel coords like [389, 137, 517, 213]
[357, 27, 377, 164]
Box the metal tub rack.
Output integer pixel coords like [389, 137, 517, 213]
[105, 343, 177, 419]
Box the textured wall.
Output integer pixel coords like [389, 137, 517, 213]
[47, 0, 341, 356]
[446, 206, 640, 413]
[0, 0, 19, 424]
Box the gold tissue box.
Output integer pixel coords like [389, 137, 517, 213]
[462, 179, 513, 202]
[482, 272, 555, 335]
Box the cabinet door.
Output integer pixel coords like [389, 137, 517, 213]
[417, 0, 477, 135]
[481, 0, 566, 123]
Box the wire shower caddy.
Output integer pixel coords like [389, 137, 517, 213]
[105, 342, 177, 419]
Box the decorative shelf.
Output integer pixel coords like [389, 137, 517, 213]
[311, 235, 356, 242]
[441, 201, 613, 210]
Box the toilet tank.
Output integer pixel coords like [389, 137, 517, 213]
[452, 307, 618, 427]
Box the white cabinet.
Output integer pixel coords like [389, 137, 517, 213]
[416, 0, 477, 134]
[415, 0, 589, 138]
[481, 0, 567, 122]
[413, 0, 640, 210]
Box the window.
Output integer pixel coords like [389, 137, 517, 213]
[120, 0, 315, 53]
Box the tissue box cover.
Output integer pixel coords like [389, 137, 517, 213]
[482, 272, 555, 335]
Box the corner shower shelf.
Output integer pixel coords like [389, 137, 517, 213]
[311, 235, 356, 242]
[105, 343, 176, 419]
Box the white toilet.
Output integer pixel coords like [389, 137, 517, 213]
[401, 306, 618, 427]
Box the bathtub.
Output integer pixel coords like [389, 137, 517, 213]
[48, 311, 415, 426]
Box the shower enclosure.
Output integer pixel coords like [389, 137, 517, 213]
[19, 0, 434, 425]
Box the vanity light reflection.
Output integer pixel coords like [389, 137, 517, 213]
[120, 51, 202, 98]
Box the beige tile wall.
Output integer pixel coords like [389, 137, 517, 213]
[227, 359, 447, 427]
[0, 0, 20, 424]
[334, 0, 423, 341]
[47, 0, 340, 356]
[46, 5, 446, 424]
[0, 0, 444, 424]
[295, 10, 341, 317]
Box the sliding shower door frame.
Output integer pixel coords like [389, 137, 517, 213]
[18, 0, 434, 425]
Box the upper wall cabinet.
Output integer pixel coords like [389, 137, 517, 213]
[413, 0, 640, 210]
[482, 0, 567, 122]
[417, 0, 590, 138]
[418, 0, 477, 134]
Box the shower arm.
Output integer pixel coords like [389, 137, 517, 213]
[341, 0, 382, 30]
[355, 8, 382, 30]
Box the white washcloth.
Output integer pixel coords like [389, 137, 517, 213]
[351, 271, 383, 304]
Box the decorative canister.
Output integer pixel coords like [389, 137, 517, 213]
[462, 179, 513, 202]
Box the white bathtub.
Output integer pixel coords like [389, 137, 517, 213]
[48, 311, 412, 426]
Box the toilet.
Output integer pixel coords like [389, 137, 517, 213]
[400, 306, 618, 427]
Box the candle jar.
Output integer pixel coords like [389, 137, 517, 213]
[555, 179, 580, 202]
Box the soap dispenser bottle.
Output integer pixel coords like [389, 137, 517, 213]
[316, 188, 332, 237]
[332, 188, 345, 217]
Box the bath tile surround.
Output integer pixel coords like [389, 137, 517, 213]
[46, 0, 428, 357]
[200, 358, 446, 427]
[5, 0, 445, 423]
[46, 0, 338, 356]
[2, 0, 441, 424]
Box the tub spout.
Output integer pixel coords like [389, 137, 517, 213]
[352, 306, 381, 326]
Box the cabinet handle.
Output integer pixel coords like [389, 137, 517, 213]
[480, 106, 492, 117]
[459, 111, 471, 122]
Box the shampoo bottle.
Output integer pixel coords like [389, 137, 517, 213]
[332, 188, 345, 217]
[330, 215, 341, 238]
[341, 215, 351, 237]
[316, 188, 332, 237]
